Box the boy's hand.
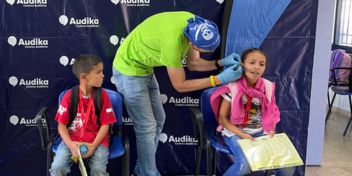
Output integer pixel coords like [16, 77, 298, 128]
[68, 142, 79, 161]
[81, 143, 97, 159]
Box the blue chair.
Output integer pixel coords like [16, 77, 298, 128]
[36, 88, 129, 176]
[189, 87, 273, 176]
[189, 87, 233, 176]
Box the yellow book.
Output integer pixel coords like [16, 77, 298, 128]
[237, 133, 303, 171]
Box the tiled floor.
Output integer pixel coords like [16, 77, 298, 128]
[305, 111, 352, 176]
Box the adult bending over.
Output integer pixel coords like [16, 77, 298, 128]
[112, 11, 241, 176]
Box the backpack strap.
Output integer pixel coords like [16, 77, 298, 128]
[68, 86, 79, 127]
[209, 85, 232, 132]
[262, 79, 273, 103]
[211, 79, 274, 132]
[227, 79, 272, 101]
[93, 87, 102, 125]
[68, 86, 102, 127]
[227, 81, 238, 98]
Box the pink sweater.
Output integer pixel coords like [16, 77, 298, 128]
[210, 77, 280, 132]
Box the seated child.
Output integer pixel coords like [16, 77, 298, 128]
[214, 48, 296, 176]
[50, 54, 117, 176]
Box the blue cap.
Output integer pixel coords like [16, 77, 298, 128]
[184, 15, 220, 52]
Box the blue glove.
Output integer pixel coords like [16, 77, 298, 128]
[218, 64, 243, 84]
[220, 53, 241, 69]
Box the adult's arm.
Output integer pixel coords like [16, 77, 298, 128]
[167, 66, 221, 92]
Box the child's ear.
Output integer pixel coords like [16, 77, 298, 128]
[80, 73, 87, 80]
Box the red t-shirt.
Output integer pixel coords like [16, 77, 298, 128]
[55, 89, 117, 148]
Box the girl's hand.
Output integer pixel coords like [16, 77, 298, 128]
[267, 130, 275, 138]
[241, 133, 255, 141]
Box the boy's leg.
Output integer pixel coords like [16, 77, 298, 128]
[223, 135, 251, 176]
[89, 145, 109, 176]
[113, 69, 161, 176]
[49, 142, 73, 176]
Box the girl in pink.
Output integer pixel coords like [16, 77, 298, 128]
[214, 48, 295, 176]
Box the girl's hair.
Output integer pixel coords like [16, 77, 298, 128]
[72, 54, 103, 79]
[240, 48, 267, 62]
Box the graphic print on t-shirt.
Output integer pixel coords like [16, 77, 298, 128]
[69, 113, 83, 131]
[222, 92, 263, 133]
[241, 95, 262, 129]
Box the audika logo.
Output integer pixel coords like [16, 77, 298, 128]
[159, 133, 198, 145]
[59, 15, 99, 28]
[216, 0, 224, 4]
[110, 76, 116, 85]
[59, 56, 75, 67]
[8, 36, 48, 49]
[9, 115, 46, 127]
[9, 76, 49, 88]
[111, 0, 150, 6]
[122, 116, 133, 125]
[161, 94, 199, 107]
[9, 115, 19, 125]
[161, 94, 168, 104]
[6, 0, 47, 7]
[110, 35, 125, 46]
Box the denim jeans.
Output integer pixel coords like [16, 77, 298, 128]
[223, 134, 296, 176]
[112, 69, 166, 176]
[49, 142, 109, 176]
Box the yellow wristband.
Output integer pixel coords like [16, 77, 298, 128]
[210, 75, 216, 87]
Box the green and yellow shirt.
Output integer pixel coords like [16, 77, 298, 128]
[113, 11, 194, 76]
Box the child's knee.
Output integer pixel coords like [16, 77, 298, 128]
[89, 146, 109, 174]
[223, 162, 250, 176]
[238, 162, 251, 175]
[49, 160, 70, 176]
[272, 166, 295, 176]
[90, 165, 108, 176]
[93, 146, 109, 160]
[89, 158, 108, 173]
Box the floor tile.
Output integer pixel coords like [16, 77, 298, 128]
[306, 111, 352, 176]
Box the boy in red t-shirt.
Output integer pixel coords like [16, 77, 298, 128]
[50, 54, 117, 176]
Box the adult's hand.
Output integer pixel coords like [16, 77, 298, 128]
[218, 64, 243, 84]
[220, 53, 241, 69]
